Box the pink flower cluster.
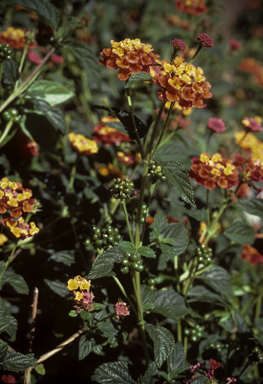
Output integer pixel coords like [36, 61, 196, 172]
[197, 33, 214, 48]
[207, 117, 226, 133]
[115, 302, 130, 320]
[242, 117, 262, 132]
[172, 38, 186, 51]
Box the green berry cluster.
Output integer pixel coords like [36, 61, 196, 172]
[148, 161, 166, 181]
[120, 251, 144, 274]
[131, 203, 147, 223]
[2, 108, 22, 123]
[0, 44, 12, 62]
[84, 224, 122, 250]
[184, 325, 204, 342]
[205, 342, 222, 351]
[249, 347, 263, 363]
[196, 244, 212, 265]
[111, 178, 134, 200]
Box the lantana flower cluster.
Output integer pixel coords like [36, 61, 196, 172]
[68, 132, 99, 155]
[67, 276, 94, 314]
[241, 244, 263, 265]
[0, 27, 28, 49]
[238, 58, 263, 88]
[175, 0, 208, 16]
[153, 56, 212, 108]
[114, 302, 130, 320]
[241, 116, 262, 132]
[234, 154, 263, 185]
[235, 131, 263, 165]
[0, 177, 39, 239]
[99, 38, 159, 81]
[92, 116, 131, 145]
[189, 153, 239, 190]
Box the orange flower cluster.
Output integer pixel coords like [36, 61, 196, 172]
[0, 177, 39, 239]
[175, 0, 208, 16]
[234, 154, 263, 184]
[68, 133, 98, 155]
[99, 38, 159, 81]
[0, 27, 36, 49]
[93, 116, 131, 145]
[238, 58, 263, 88]
[153, 56, 212, 108]
[241, 244, 263, 265]
[189, 153, 239, 190]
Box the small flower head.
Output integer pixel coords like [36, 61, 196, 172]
[115, 302, 130, 320]
[0, 234, 8, 246]
[93, 116, 131, 145]
[67, 276, 94, 313]
[172, 38, 186, 51]
[207, 117, 226, 133]
[242, 117, 262, 132]
[68, 133, 99, 155]
[189, 362, 201, 372]
[226, 378, 237, 384]
[176, 0, 208, 16]
[197, 33, 214, 48]
[229, 39, 242, 51]
[241, 244, 263, 265]
[209, 358, 221, 370]
[1, 375, 16, 384]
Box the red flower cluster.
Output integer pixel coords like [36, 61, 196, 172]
[238, 58, 263, 88]
[99, 38, 159, 81]
[234, 154, 263, 184]
[175, 0, 208, 15]
[241, 117, 262, 132]
[0, 178, 39, 238]
[229, 39, 242, 51]
[197, 33, 214, 48]
[153, 56, 212, 108]
[241, 244, 263, 265]
[172, 39, 186, 51]
[189, 153, 239, 190]
[207, 117, 226, 133]
[93, 116, 131, 145]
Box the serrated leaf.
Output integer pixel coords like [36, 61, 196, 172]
[97, 322, 118, 338]
[27, 80, 74, 106]
[151, 287, 189, 321]
[2, 60, 19, 85]
[0, 342, 8, 362]
[80, 311, 91, 321]
[87, 246, 124, 279]
[141, 284, 155, 310]
[92, 362, 136, 384]
[237, 198, 263, 220]
[0, 261, 5, 275]
[3, 351, 35, 372]
[145, 324, 175, 368]
[0, 299, 18, 341]
[44, 279, 69, 297]
[2, 274, 29, 295]
[7, 0, 60, 29]
[138, 362, 158, 384]
[197, 266, 233, 296]
[188, 285, 226, 305]
[93, 303, 105, 311]
[167, 342, 187, 378]
[92, 105, 148, 140]
[118, 241, 136, 254]
[160, 223, 189, 260]
[232, 311, 250, 333]
[48, 250, 75, 266]
[78, 335, 94, 360]
[224, 221, 255, 245]
[151, 212, 169, 233]
[32, 100, 66, 133]
[158, 160, 196, 208]
[168, 199, 207, 222]
[125, 72, 153, 88]
[137, 246, 156, 258]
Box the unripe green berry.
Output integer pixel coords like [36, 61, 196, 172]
[121, 266, 129, 274]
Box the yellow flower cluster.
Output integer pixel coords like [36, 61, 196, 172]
[0, 27, 26, 49]
[67, 276, 91, 301]
[68, 133, 98, 155]
[200, 153, 235, 176]
[235, 132, 263, 166]
[111, 38, 153, 56]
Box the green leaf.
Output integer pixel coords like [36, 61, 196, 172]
[2, 273, 29, 295]
[34, 363, 45, 375]
[3, 351, 35, 372]
[168, 199, 207, 222]
[97, 322, 118, 338]
[145, 324, 175, 368]
[32, 100, 66, 133]
[137, 246, 156, 258]
[26, 80, 74, 106]
[0, 342, 8, 362]
[93, 303, 105, 311]
[66, 42, 101, 87]
[0, 261, 5, 275]
[159, 223, 189, 260]
[158, 160, 196, 208]
[224, 221, 256, 245]
[255, 318, 263, 332]
[69, 310, 78, 317]
[232, 311, 250, 333]
[44, 279, 69, 297]
[0, 299, 18, 341]
[78, 335, 94, 360]
[92, 362, 136, 384]
[48, 250, 75, 266]
[124, 72, 153, 88]
[118, 241, 136, 254]
[87, 246, 124, 279]
[7, 0, 60, 30]
[141, 284, 154, 311]
[188, 285, 226, 306]
[138, 362, 158, 384]
[197, 266, 233, 296]
[151, 287, 189, 321]
[236, 198, 263, 220]
[92, 105, 148, 140]
[151, 212, 169, 233]
[2, 60, 19, 85]
[167, 342, 187, 377]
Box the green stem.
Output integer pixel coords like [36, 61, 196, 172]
[255, 291, 263, 319]
[69, 164, 76, 192]
[18, 42, 29, 74]
[0, 120, 14, 147]
[0, 242, 18, 281]
[126, 88, 145, 159]
[146, 100, 166, 157]
[182, 257, 198, 296]
[203, 201, 228, 246]
[151, 102, 174, 159]
[237, 360, 251, 379]
[177, 318, 182, 342]
[0, 47, 56, 114]
[135, 162, 149, 247]
[206, 189, 210, 227]
[121, 199, 134, 245]
[190, 43, 203, 63]
[0, 62, 3, 90]
[112, 276, 137, 315]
